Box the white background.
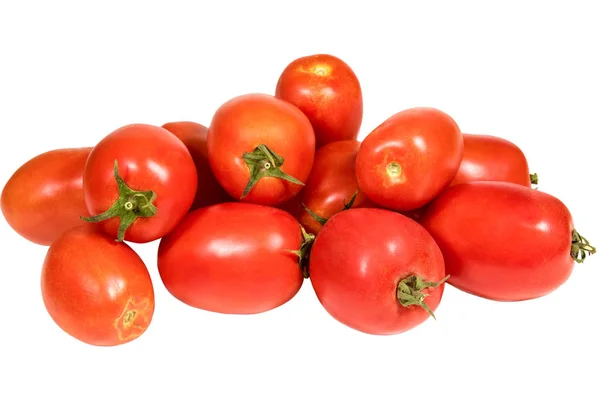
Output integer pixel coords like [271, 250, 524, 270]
[1, 1, 598, 399]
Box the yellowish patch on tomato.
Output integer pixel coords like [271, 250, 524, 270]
[114, 297, 152, 342]
[379, 155, 407, 188]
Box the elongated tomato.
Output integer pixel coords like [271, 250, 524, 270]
[420, 181, 596, 301]
[157, 202, 304, 314]
[1, 147, 91, 245]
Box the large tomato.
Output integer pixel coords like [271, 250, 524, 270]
[157, 202, 305, 314]
[1, 147, 91, 245]
[207, 93, 316, 206]
[309, 208, 447, 335]
[82, 123, 198, 243]
[355, 107, 463, 211]
[41, 226, 155, 346]
[450, 133, 534, 187]
[297, 140, 373, 235]
[275, 53, 363, 148]
[162, 121, 230, 209]
[420, 181, 596, 301]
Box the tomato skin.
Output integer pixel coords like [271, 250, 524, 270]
[83, 124, 198, 243]
[41, 226, 155, 346]
[1, 147, 91, 245]
[420, 181, 576, 301]
[161, 121, 231, 209]
[207, 93, 316, 206]
[355, 107, 463, 211]
[298, 140, 373, 234]
[275, 54, 363, 148]
[450, 133, 531, 187]
[157, 202, 304, 314]
[309, 208, 446, 335]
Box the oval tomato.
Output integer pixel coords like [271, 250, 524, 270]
[309, 208, 447, 335]
[1, 147, 91, 245]
[275, 54, 363, 148]
[355, 107, 463, 211]
[207, 93, 316, 206]
[41, 226, 155, 346]
[82, 123, 198, 243]
[298, 140, 373, 235]
[161, 121, 230, 209]
[420, 181, 596, 301]
[450, 133, 533, 187]
[157, 202, 305, 314]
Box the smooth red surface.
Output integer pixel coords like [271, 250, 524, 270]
[157, 202, 304, 314]
[1, 147, 91, 245]
[83, 123, 198, 243]
[450, 133, 531, 187]
[420, 181, 575, 301]
[275, 54, 363, 148]
[356, 107, 463, 211]
[207, 93, 316, 206]
[162, 121, 231, 209]
[41, 226, 155, 346]
[309, 208, 446, 335]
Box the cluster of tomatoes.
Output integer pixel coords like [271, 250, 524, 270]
[1, 54, 596, 346]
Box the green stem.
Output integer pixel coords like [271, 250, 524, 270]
[571, 229, 596, 263]
[530, 173, 539, 186]
[302, 190, 361, 226]
[241, 144, 304, 199]
[289, 225, 316, 279]
[81, 160, 157, 242]
[396, 274, 449, 319]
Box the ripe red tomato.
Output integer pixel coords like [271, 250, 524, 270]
[355, 107, 463, 211]
[1, 147, 91, 245]
[450, 133, 533, 187]
[309, 208, 447, 335]
[82, 123, 198, 243]
[420, 181, 596, 301]
[41, 226, 155, 346]
[275, 54, 363, 148]
[161, 121, 230, 209]
[157, 202, 305, 314]
[207, 93, 316, 206]
[298, 140, 373, 235]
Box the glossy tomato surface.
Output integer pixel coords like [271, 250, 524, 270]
[450, 133, 531, 187]
[420, 181, 580, 301]
[207, 93, 315, 206]
[275, 54, 363, 148]
[162, 121, 230, 209]
[1, 147, 91, 245]
[309, 208, 447, 335]
[356, 107, 463, 211]
[157, 202, 304, 314]
[83, 123, 198, 243]
[41, 226, 155, 346]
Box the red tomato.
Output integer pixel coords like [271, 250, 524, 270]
[161, 121, 230, 209]
[356, 107, 463, 211]
[309, 208, 447, 335]
[41, 226, 155, 346]
[207, 93, 316, 206]
[1, 147, 91, 245]
[275, 54, 363, 148]
[450, 133, 533, 187]
[82, 124, 198, 243]
[157, 202, 305, 314]
[420, 181, 596, 301]
[298, 140, 373, 234]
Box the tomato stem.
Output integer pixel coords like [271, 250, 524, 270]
[571, 229, 596, 263]
[302, 190, 360, 226]
[81, 160, 157, 242]
[530, 173, 539, 186]
[396, 274, 449, 319]
[240, 144, 304, 199]
[289, 225, 315, 278]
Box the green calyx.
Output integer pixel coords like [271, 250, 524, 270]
[302, 190, 359, 226]
[530, 173, 539, 186]
[241, 144, 304, 199]
[396, 274, 449, 319]
[81, 160, 157, 242]
[571, 229, 596, 263]
[290, 225, 316, 279]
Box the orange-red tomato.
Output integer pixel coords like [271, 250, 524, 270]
[275, 54, 363, 148]
[41, 226, 155, 346]
[1, 147, 91, 245]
